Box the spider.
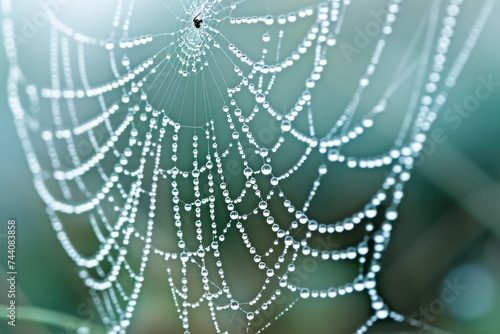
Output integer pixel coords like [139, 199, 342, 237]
[193, 14, 203, 29]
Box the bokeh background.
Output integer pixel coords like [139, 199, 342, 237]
[1, 0, 500, 333]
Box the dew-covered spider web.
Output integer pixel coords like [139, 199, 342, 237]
[2, 0, 497, 333]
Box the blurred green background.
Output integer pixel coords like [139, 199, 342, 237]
[1, 0, 500, 333]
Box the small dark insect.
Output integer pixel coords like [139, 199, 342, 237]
[193, 14, 203, 29]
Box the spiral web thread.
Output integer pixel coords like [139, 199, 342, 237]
[1, 0, 496, 333]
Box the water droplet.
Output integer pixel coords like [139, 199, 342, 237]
[308, 220, 318, 231]
[261, 164, 272, 175]
[357, 242, 369, 255]
[230, 300, 239, 310]
[365, 205, 377, 218]
[281, 120, 291, 132]
[105, 39, 114, 50]
[122, 55, 130, 67]
[192, 169, 200, 178]
[318, 164, 327, 175]
[376, 305, 389, 319]
[300, 288, 310, 298]
[385, 207, 398, 221]
[327, 35, 336, 46]
[270, 177, 279, 186]
[76, 326, 90, 334]
[244, 167, 253, 177]
[255, 93, 266, 103]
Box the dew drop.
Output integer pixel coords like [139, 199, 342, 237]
[192, 169, 200, 178]
[122, 55, 130, 67]
[376, 305, 389, 319]
[308, 220, 318, 231]
[105, 39, 114, 50]
[244, 167, 253, 177]
[385, 207, 398, 221]
[76, 326, 90, 334]
[318, 164, 327, 175]
[357, 242, 369, 255]
[230, 300, 239, 310]
[261, 164, 272, 175]
[255, 93, 266, 103]
[180, 252, 189, 262]
[365, 205, 377, 218]
[281, 120, 292, 132]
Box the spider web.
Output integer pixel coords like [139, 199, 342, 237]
[2, 0, 497, 333]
